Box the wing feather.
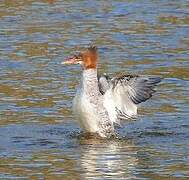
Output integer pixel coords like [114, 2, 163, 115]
[101, 74, 161, 124]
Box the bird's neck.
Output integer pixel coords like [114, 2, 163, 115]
[82, 68, 99, 96]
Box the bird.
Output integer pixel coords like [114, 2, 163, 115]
[62, 46, 161, 138]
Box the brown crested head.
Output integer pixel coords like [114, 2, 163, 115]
[62, 46, 98, 69]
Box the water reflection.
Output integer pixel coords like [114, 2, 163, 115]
[0, 124, 139, 179]
[79, 138, 138, 179]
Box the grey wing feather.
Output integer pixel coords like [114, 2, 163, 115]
[98, 73, 161, 101]
[98, 74, 110, 95]
[118, 75, 161, 104]
[102, 73, 161, 124]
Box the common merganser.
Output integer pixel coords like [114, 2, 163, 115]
[62, 46, 161, 138]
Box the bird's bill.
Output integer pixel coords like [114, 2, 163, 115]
[61, 55, 82, 65]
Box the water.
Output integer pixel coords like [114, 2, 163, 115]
[0, 0, 189, 179]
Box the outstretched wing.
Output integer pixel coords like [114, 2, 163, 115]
[101, 74, 161, 125]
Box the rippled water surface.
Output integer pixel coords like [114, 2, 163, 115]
[0, 0, 189, 179]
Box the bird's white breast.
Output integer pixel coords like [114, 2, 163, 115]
[73, 89, 99, 133]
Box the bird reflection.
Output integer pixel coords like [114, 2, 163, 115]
[78, 134, 138, 179]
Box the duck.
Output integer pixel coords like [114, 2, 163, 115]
[62, 46, 161, 138]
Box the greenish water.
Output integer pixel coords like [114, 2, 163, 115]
[0, 0, 189, 179]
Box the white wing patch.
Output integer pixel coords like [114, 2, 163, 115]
[99, 74, 161, 125]
[103, 89, 119, 125]
[103, 83, 137, 125]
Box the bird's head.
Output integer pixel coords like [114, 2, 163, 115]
[62, 46, 98, 69]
